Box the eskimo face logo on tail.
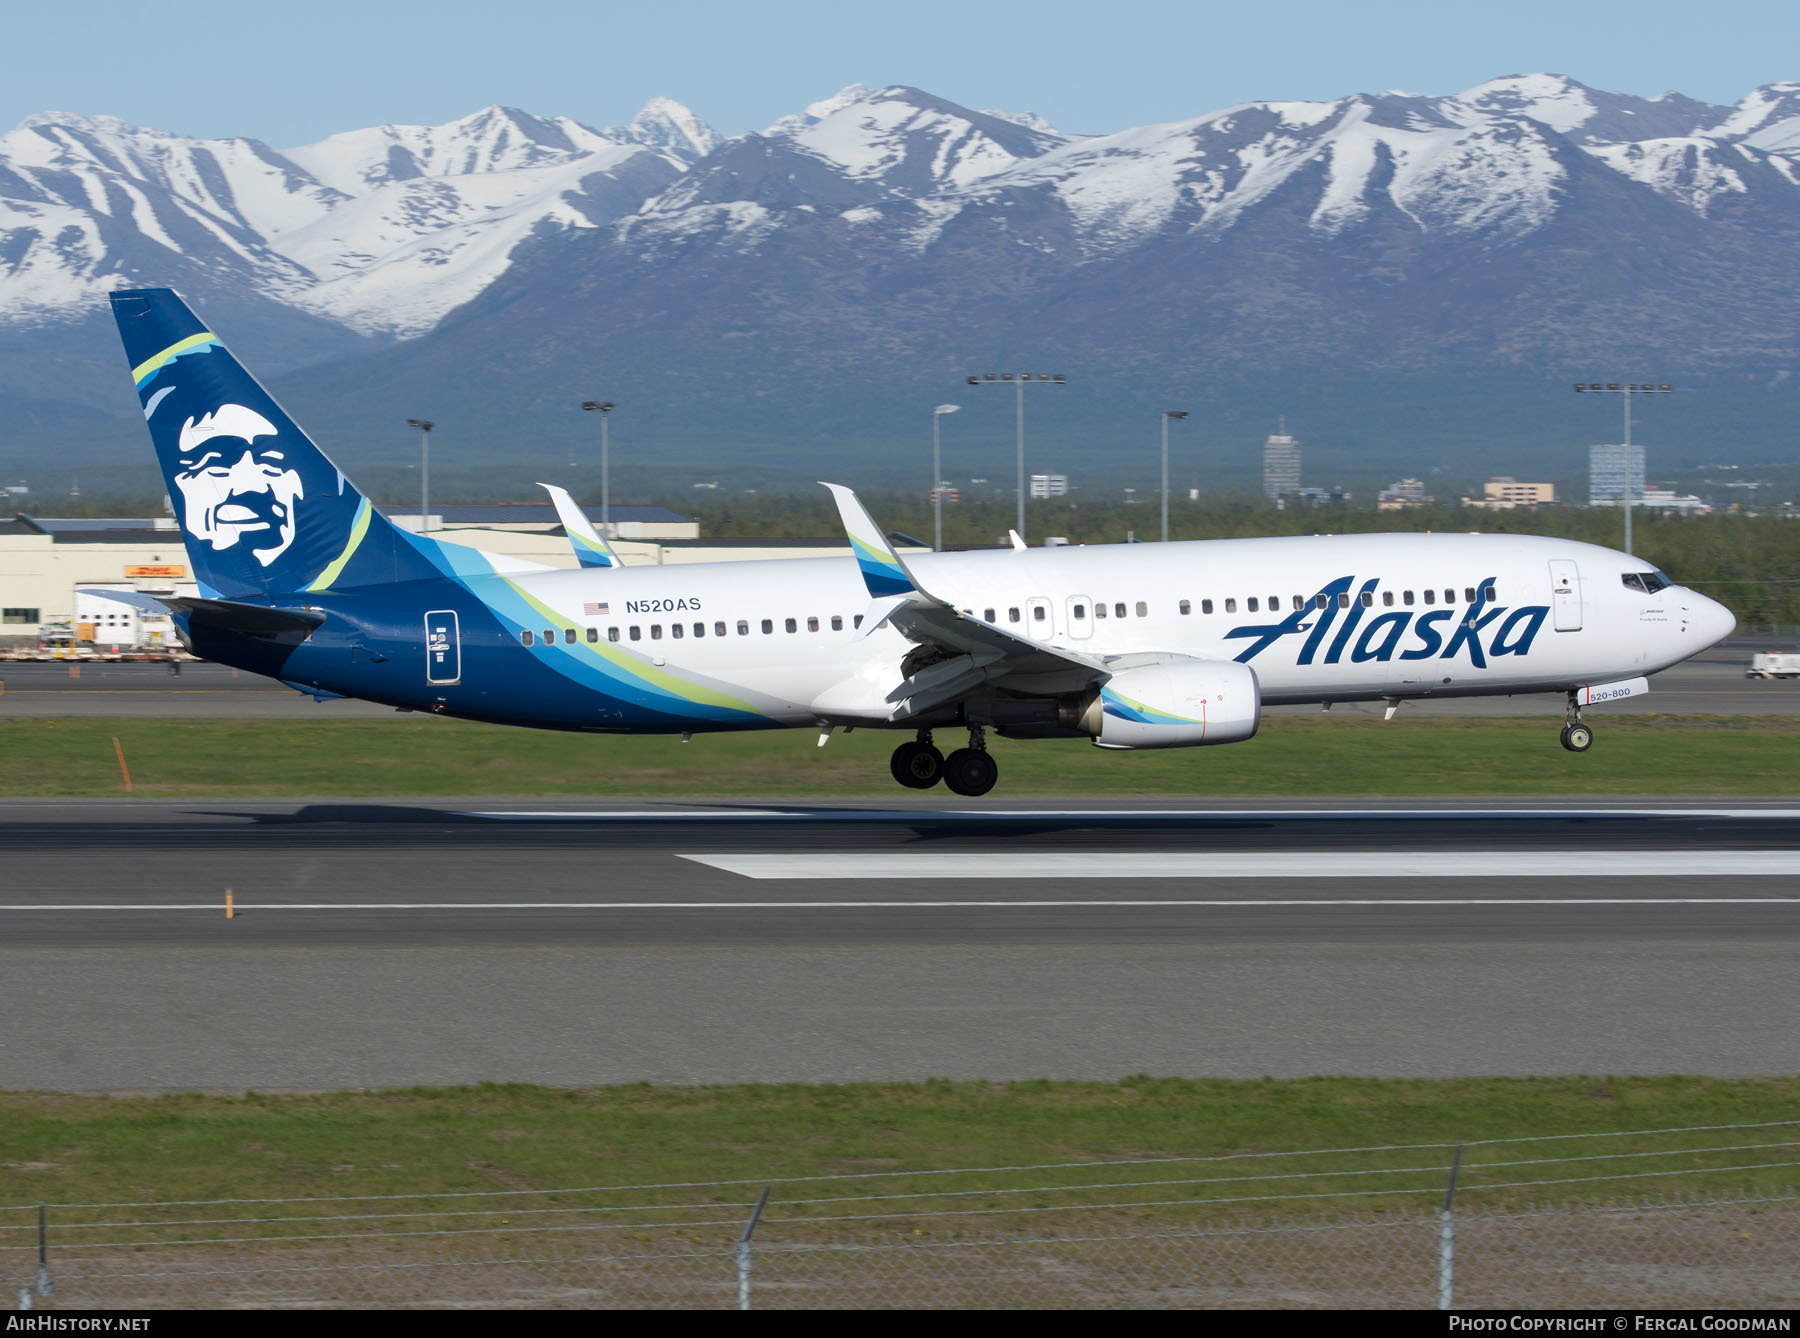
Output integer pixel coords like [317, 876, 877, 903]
[172, 405, 304, 568]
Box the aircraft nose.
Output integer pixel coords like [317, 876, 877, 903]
[1689, 592, 1736, 648]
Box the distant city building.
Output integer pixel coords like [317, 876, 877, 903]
[929, 484, 961, 505]
[1378, 478, 1433, 510]
[1592, 487, 1711, 515]
[1296, 487, 1352, 505]
[1262, 432, 1301, 501]
[1464, 477, 1555, 510]
[1589, 444, 1646, 505]
[1029, 473, 1068, 499]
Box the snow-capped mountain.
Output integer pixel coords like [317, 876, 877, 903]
[5, 77, 1800, 483]
[0, 100, 712, 337]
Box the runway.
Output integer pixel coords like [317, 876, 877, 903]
[2, 645, 1796, 717]
[1, 797, 1797, 1092]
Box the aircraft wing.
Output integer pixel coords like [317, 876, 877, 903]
[821, 483, 1109, 719]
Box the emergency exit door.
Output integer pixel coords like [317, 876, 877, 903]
[1548, 560, 1582, 632]
[425, 610, 461, 684]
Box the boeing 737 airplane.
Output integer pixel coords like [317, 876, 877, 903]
[101, 289, 1736, 796]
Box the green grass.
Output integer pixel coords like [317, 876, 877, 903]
[2, 714, 1798, 797]
[3, 1079, 1797, 1236]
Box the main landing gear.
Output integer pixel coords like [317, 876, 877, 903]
[1560, 691, 1594, 753]
[889, 728, 999, 797]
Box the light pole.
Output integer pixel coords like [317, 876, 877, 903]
[931, 404, 960, 551]
[581, 401, 615, 538]
[1575, 382, 1669, 556]
[405, 418, 434, 531]
[965, 372, 1066, 541]
[1160, 410, 1188, 542]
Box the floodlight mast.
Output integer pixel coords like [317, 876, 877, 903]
[405, 418, 434, 531]
[1161, 411, 1189, 542]
[931, 404, 960, 552]
[1574, 382, 1670, 557]
[581, 401, 616, 538]
[965, 373, 1066, 541]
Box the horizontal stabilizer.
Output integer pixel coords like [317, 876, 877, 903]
[85, 589, 324, 645]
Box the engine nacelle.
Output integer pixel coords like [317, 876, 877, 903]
[1093, 659, 1260, 750]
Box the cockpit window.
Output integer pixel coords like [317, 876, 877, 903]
[1621, 573, 1646, 593]
[1624, 571, 1672, 594]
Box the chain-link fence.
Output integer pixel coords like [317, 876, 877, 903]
[8, 1121, 1800, 1309]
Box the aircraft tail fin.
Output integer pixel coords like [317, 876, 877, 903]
[109, 288, 432, 599]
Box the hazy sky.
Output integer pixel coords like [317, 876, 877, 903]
[5, 0, 1796, 146]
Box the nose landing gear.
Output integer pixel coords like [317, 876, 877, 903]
[1560, 691, 1594, 752]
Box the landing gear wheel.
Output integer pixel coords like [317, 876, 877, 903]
[942, 748, 999, 798]
[890, 740, 944, 789]
[1560, 723, 1594, 753]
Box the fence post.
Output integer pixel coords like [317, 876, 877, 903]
[1438, 1145, 1462, 1311]
[736, 1185, 772, 1311]
[35, 1203, 52, 1301]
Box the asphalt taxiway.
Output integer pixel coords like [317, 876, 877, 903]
[1, 797, 1796, 1092]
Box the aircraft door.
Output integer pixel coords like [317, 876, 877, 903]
[425, 610, 461, 684]
[1549, 560, 1582, 632]
[1026, 596, 1055, 642]
[1066, 595, 1093, 640]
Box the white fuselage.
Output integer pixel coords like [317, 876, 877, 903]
[497, 531, 1736, 728]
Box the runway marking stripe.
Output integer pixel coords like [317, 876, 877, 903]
[680, 851, 1800, 879]
[6, 899, 1800, 911]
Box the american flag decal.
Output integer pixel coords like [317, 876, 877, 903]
[584, 602, 609, 616]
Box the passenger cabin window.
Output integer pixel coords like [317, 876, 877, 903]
[761, 619, 773, 634]
[716, 622, 728, 637]
[1201, 599, 1214, 614]
[785, 617, 797, 633]
[1178, 600, 1190, 616]
[1444, 589, 1454, 604]
[1382, 591, 1394, 607]
[630, 626, 642, 641]
[586, 627, 599, 643]
[831, 615, 843, 631]
[1009, 608, 1021, 623]
[1403, 591, 1415, 606]
[1293, 595, 1305, 611]
[1423, 590, 1435, 605]
[1032, 605, 1046, 622]
[521, 630, 534, 646]
[807, 616, 820, 632]
[1336, 594, 1349, 609]
[565, 628, 576, 644]
[737, 621, 749, 636]
[693, 622, 705, 637]
[1135, 601, 1147, 617]
[1360, 592, 1373, 608]
[1074, 604, 1088, 619]
[1225, 598, 1237, 613]
[543, 628, 555, 644]
[1094, 603, 1107, 619]
[671, 623, 684, 639]
[1115, 603, 1127, 619]
[1315, 594, 1329, 609]
[984, 608, 996, 622]
[608, 628, 620, 643]
[1464, 587, 1476, 604]
[651, 625, 663, 640]
[853, 614, 864, 629]
[1247, 598, 1259, 613]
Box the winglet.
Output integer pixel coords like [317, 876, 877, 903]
[821, 483, 922, 599]
[538, 482, 619, 569]
[1007, 530, 1027, 552]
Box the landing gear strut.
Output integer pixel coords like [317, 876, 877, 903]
[1560, 691, 1594, 753]
[889, 731, 944, 789]
[942, 725, 999, 798]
